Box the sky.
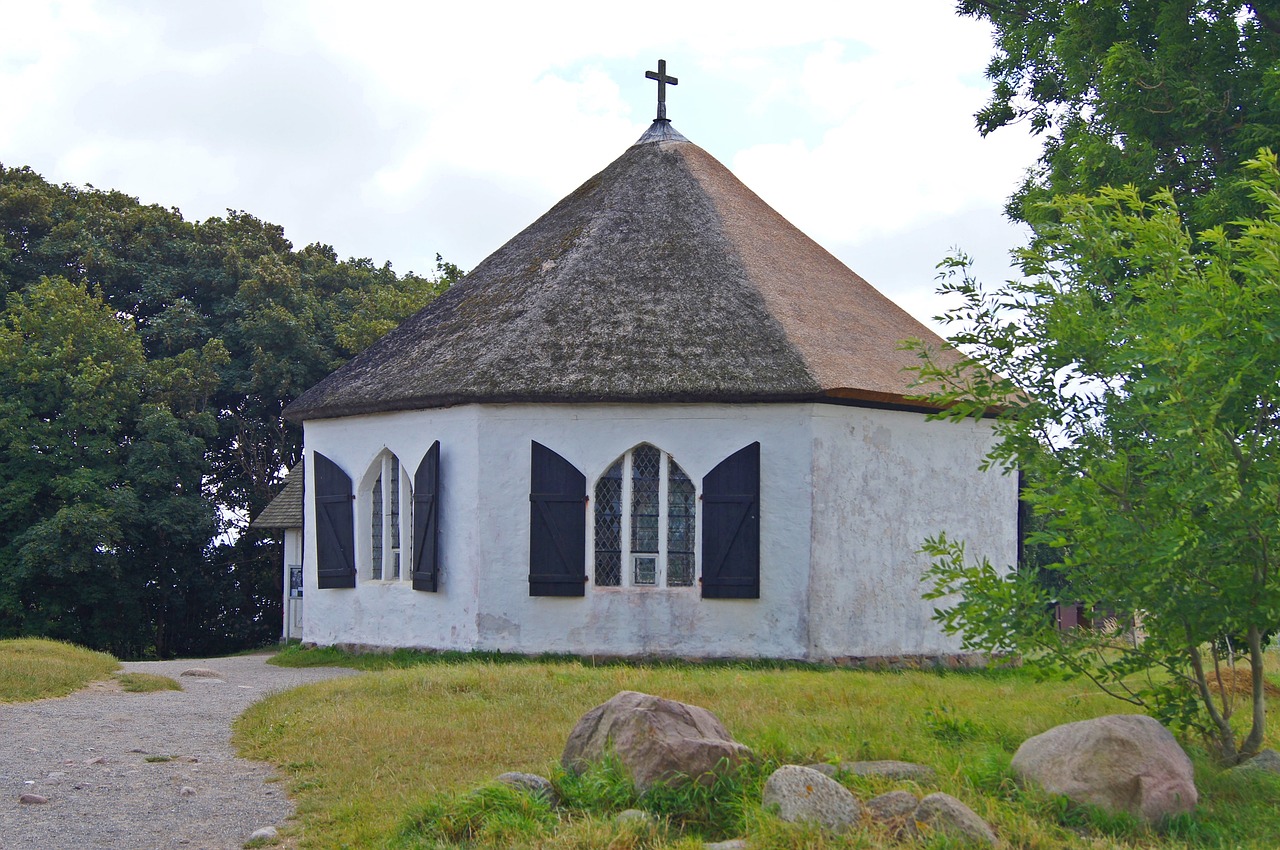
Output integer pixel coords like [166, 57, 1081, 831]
[0, 0, 1042, 330]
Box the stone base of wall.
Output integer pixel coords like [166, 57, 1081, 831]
[301, 641, 1002, 671]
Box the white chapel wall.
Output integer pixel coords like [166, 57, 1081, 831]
[301, 401, 1016, 661]
[805, 405, 1018, 660]
[302, 403, 816, 658]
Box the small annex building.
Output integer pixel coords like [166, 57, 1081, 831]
[281, 79, 1017, 662]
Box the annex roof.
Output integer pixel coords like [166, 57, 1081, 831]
[250, 463, 304, 530]
[286, 121, 958, 422]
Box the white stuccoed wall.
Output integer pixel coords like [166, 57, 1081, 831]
[806, 406, 1017, 660]
[300, 402, 1015, 660]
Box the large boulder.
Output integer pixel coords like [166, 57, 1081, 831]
[762, 765, 862, 834]
[1011, 714, 1197, 822]
[562, 691, 753, 791]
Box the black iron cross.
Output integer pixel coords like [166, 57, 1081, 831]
[645, 59, 678, 120]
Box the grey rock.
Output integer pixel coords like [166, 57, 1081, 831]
[562, 691, 753, 791]
[178, 786, 196, 797]
[616, 808, 655, 825]
[18, 793, 48, 804]
[1233, 749, 1280, 775]
[915, 792, 997, 845]
[496, 771, 558, 805]
[1012, 714, 1197, 822]
[803, 762, 838, 777]
[248, 826, 279, 841]
[762, 764, 861, 834]
[179, 667, 223, 678]
[703, 841, 748, 850]
[843, 760, 936, 782]
[85, 756, 106, 765]
[866, 789, 919, 820]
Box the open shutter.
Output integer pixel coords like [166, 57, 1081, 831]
[314, 452, 356, 589]
[701, 442, 760, 599]
[529, 441, 586, 597]
[412, 441, 441, 592]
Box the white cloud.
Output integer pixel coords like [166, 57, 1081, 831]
[0, 0, 1039, 311]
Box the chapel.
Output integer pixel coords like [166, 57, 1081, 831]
[274, 62, 1017, 662]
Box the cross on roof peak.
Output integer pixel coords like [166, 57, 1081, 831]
[645, 59, 678, 121]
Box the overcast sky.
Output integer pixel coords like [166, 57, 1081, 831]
[0, 0, 1041, 329]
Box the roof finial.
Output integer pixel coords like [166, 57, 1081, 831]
[645, 59, 678, 121]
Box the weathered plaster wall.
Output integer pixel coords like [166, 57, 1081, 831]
[300, 402, 1015, 660]
[806, 406, 1017, 659]
[282, 528, 303, 641]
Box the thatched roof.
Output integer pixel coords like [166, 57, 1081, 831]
[286, 121, 957, 422]
[250, 464, 304, 530]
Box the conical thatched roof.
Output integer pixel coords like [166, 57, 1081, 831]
[286, 121, 957, 422]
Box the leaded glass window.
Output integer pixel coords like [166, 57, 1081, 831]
[365, 451, 411, 581]
[594, 460, 623, 586]
[667, 460, 695, 587]
[591, 444, 697, 589]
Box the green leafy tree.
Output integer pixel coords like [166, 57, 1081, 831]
[0, 164, 458, 656]
[961, 0, 1280, 232]
[911, 152, 1280, 762]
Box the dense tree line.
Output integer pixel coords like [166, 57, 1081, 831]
[0, 164, 457, 658]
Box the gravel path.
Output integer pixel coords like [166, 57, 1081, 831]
[0, 653, 359, 850]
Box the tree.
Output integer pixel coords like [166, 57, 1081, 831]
[960, 0, 1280, 233]
[910, 152, 1280, 763]
[0, 164, 459, 656]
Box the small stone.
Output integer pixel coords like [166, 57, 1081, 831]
[803, 762, 839, 777]
[129, 748, 147, 754]
[18, 793, 48, 804]
[762, 764, 861, 834]
[842, 760, 936, 782]
[86, 756, 106, 765]
[248, 826, 279, 841]
[178, 786, 196, 797]
[179, 667, 223, 679]
[1233, 749, 1280, 775]
[867, 790, 919, 821]
[703, 841, 748, 850]
[914, 792, 997, 846]
[616, 808, 655, 825]
[496, 772, 558, 805]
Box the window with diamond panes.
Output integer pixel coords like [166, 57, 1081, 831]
[365, 451, 410, 581]
[592, 444, 696, 589]
[593, 460, 623, 586]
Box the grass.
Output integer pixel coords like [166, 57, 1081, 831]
[233, 648, 1280, 849]
[117, 671, 183, 693]
[0, 637, 119, 702]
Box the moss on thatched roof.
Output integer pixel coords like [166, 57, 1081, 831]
[286, 122, 956, 422]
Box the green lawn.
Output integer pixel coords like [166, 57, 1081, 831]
[0, 637, 120, 702]
[235, 649, 1280, 849]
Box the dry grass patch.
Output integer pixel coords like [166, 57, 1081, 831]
[117, 672, 183, 693]
[0, 637, 119, 702]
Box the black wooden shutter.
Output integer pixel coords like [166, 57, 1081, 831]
[314, 451, 356, 589]
[701, 442, 760, 599]
[412, 441, 441, 592]
[529, 441, 586, 597]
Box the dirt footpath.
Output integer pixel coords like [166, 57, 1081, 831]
[0, 653, 357, 850]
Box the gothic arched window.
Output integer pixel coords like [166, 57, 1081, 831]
[593, 444, 696, 588]
[362, 450, 412, 581]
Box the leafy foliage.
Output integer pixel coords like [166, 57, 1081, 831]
[0, 164, 458, 657]
[911, 152, 1280, 761]
[960, 0, 1280, 232]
